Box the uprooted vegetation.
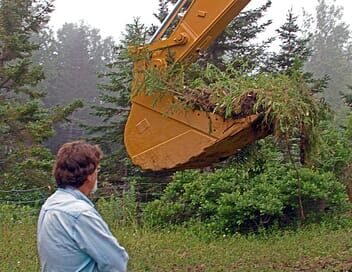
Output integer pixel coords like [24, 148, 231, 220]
[136, 57, 327, 160]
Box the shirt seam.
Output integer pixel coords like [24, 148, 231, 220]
[58, 188, 94, 207]
[43, 207, 93, 219]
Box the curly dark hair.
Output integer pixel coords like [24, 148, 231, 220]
[53, 141, 103, 188]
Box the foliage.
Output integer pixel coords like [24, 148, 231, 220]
[87, 18, 170, 192]
[265, 9, 311, 74]
[0, 204, 38, 224]
[142, 60, 326, 160]
[0, 1, 86, 192]
[144, 139, 349, 233]
[0, 146, 53, 192]
[341, 84, 352, 108]
[153, 0, 169, 23]
[311, 114, 352, 202]
[313, 120, 351, 174]
[1, 210, 352, 271]
[0, 0, 57, 191]
[204, 0, 273, 69]
[96, 181, 138, 226]
[32, 22, 115, 151]
[304, 0, 352, 118]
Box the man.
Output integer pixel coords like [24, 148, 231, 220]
[37, 141, 128, 272]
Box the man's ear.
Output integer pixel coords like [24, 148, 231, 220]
[86, 172, 95, 184]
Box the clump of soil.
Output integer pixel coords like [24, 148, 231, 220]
[182, 87, 258, 119]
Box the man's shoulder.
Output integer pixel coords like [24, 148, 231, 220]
[42, 190, 96, 219]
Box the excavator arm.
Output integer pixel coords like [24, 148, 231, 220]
[124, 0, 268, 171]
[148, 0, 251, 62]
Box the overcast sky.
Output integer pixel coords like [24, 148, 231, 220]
[49, 0, 352, 42]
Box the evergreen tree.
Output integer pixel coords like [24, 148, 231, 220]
[304, 0, 352, 116]
[153, 0, 169, 23]
[49, 23, 98, 149]
[341, 85, 352, 108]
[268, 9, 311, 73]
[0, 1, 84, 192]
[33, 23, 115, 151]
[31, 27, 58, 93]
[205, 0, 273, 69]
[88, 18, 148, 187]
[0, 0, 55, 190]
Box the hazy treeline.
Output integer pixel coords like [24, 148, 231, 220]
[31, 23, 116, 151]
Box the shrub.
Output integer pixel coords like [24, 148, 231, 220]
[144, 149, 349, 234]
[96, 182, 138, 226]
[0, 204, 39, 224]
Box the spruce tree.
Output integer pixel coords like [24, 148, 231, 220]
[32, 23, 115, 151]
[153, 0, 169, 23]
[205, 0, 273, 69]
[0, 0, 57, 193]
[304, 0, 352, 116]
[0, 0, 82, 193]
[88, 18, 148, 187]
[269, 9, 311, 73]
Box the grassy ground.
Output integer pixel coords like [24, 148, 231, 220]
[1, 216, 352, 272]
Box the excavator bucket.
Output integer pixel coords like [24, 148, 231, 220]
[124, 94, 269, 171]
[124, 0, 270, 171]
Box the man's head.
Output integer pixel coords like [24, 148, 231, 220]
[53, 141, 102, 192]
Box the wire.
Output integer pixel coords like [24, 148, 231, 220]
[0, 198, 47, 204]
[0, 186, 50, 193]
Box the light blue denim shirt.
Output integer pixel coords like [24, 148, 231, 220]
[37, 187, 128, 272]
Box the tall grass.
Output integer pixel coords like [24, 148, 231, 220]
[0, 205, 40, 271]
[1, 203, 352, 271]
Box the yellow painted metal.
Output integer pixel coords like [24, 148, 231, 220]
[124, 0, 269, 171]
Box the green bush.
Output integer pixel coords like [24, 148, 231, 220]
[313, 119, 352, 175]
[96, 183, 138, 226]
[0, 146, 54, 202]
[144, 153, 349, 234]
[0, 204, 39, 224]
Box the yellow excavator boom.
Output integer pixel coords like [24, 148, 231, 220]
[124, 0, 268, 171]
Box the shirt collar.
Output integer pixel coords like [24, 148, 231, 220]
[58, 187, 94, 207]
